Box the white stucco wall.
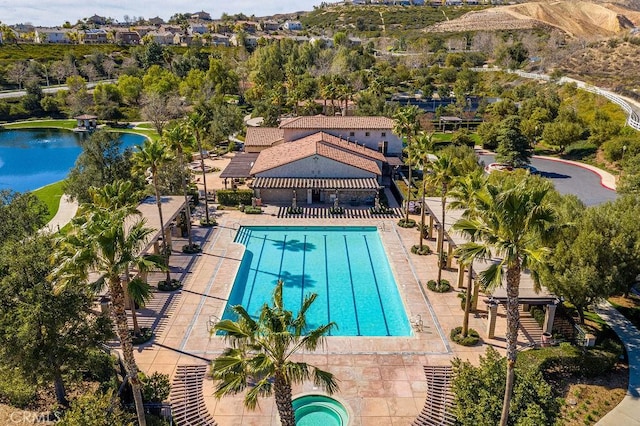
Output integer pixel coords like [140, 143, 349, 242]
[256, 155, 376, 178]
[282, 128, 402, 155]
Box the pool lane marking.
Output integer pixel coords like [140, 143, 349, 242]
[245, 233, 268, 310]
[277, 235, 287, 280]
[300, 235, 307, 309]
[362, 235, 391, 336]
[324, 234, 331, 335]
[343, 235, 361, 336]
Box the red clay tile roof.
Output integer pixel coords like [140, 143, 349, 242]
[250, 134, 381, 176]
[278, 115, 394, 130]
[305, 132, 387, 162]
[244, 127, 284, 147]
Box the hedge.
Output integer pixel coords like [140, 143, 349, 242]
[217, 189, 253, 206]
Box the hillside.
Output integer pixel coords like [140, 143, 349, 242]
[427, 0, 640, 39]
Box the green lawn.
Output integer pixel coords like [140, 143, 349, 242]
[32, 181, 65, 222]
[3, 119, 77, 130]
[115, 128, 158, 141]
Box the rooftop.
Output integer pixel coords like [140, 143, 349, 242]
[279, 115, 395, 130]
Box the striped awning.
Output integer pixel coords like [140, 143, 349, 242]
[253, 177, 380, 190]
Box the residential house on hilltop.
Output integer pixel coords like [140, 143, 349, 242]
[87, 14, 107, 25]
[191, 11, 212, 21]
[83, 28, 108, 43]
[227, 116, 403, 204]
[260, 20, 281, 32]
[34, 27, 71, 43]
[115, 30, 140, 45]
[283, 21, 303, 31]
[148, 16, 165, 26]
[189, 23, 208, 35]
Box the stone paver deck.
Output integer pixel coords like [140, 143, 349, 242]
[130, 204, 575, 425]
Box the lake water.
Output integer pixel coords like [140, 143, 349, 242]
[0, 129, 146, 193]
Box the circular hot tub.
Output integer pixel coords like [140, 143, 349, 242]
[292, 394, 349, 426]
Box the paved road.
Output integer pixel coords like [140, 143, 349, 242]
[478, 154, 617, 206]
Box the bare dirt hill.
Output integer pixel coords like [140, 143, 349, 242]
[427, 0, 640, 39]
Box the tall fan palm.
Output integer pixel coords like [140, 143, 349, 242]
[212, 280, 339, 426]
[430, 154, 460, 284]
[453, 179, 556, 426]
[186, 112, 214, 225]
[162, 121, 197, 250]
[53, 205, 161, 426]
[133, 139, 174, 283]
[414, 132, 436, 250]
[393, 105, 421, 223]
[128, 277, 153, 336]
[449, 170, 489, 336]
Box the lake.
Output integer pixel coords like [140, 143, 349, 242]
[0, 129, 146, 193]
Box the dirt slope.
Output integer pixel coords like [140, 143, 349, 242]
[428, 0, 640, 39]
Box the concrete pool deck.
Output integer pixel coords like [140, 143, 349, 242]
[133, 206, 532, 425]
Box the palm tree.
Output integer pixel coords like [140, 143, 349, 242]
[453, 179, 556, 426]
[449, 170, 489, 336]
[430, 154, 460, 284]
[128, 277, 153, 336]
[186, 112, 214, 225]
[162, 121, 197, 250]
[211, 280, 339, 426]
[53, 205, 161, 426]
[393, 106, 421, 224]
[133, 139, 174, 283]
[414, 132, 436, 250]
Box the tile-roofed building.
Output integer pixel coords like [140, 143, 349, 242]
[244, 127, 285, 153]
[277, 115, 402, 155]
[250, 133, 381, 176]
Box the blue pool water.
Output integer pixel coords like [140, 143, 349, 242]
[225, 226, 412, 336]
[0, 129, 146, 192]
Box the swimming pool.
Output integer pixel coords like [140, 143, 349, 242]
[224, 226, 412, 336]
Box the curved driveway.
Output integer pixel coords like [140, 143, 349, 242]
[478, 154, 617, 206]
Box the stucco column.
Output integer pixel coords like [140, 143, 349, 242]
[153, 240, 160, 255]
[486, 301, 498, 339]
[428, 216, 434, 239]
[446, 243, 454, 269]
[543, 303, 557, 334]
[472, 278, 480, 311]
[165, 227, 172, 249]
[435, 225, 442, 254]
[456, 259, 465, 289]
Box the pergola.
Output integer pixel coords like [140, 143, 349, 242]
[422, 196, 559, 339]
[132, 196, 187, 253]
[219, 153, 259, 189]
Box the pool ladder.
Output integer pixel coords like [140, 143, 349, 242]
[412, 314, 424, 333]
[378, 221, 387, 232]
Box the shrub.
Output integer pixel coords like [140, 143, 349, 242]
[217, 189, 253, 206]
[199, 218, 217, 227]
[140, 372, 171, 403]
[130, 327, 154, 345]
[0, 366, 37, 408]
[157, 279, 182, 292]
[450, 326, 480, 346]
[182, 243, 202, 254]
[411, 244, 432, 255]
[287, 206, 303, 214]
[530, 306, 546, 327]
[244, 206, 262, 214]
[370, 206, 393, 215]
[397, 218, 416, 228]
[427, 279, 451, 292]
[329, 206, 344, 215]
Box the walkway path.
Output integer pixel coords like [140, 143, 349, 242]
[534, 155, 617, 191]
[594, 301, 640, 426]
[40, 194, 78, 233]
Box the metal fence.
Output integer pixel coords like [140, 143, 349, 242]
[473, 67, 640, 131]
